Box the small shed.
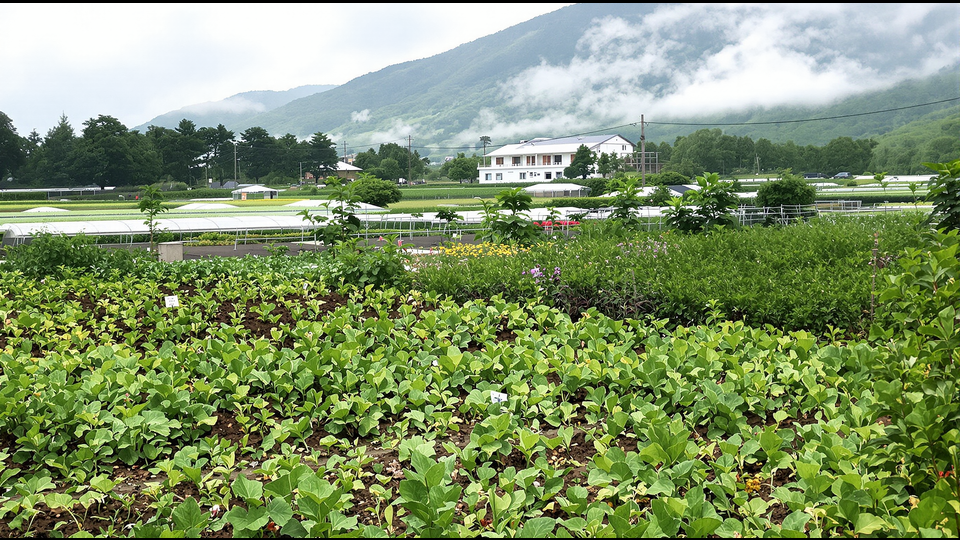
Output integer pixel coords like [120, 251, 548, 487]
[523, 183, 591, 198]
[231, 185, 279, 200]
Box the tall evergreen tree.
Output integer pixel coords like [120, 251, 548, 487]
[0, 111, 26, 182]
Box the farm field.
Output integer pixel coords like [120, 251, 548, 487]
[0, 213, 957, 538]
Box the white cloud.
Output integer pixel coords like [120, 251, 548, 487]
[471, 3, 959, 140]
[364, 119, 418, 146]
[181, 97, 267, 116]
[0, 3, 571, 135]
[351, 110, 371, 123]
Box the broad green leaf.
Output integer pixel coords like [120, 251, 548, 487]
[518, 517, 557, 538]
[172, 497, 208, 532]
[44, 493, 74, 510]
[224, 506, 269, 531]
[267, 497, 294, 527]
[231, 474, 264, 502]
[782, 510, 811, 532]
[855, 513, 890, 535]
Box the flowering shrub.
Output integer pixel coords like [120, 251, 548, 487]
[615, 237, 672, 258]
[524, 264, 565, 306]
[436, 242, 529, 258]
[533, 220, 580, 228]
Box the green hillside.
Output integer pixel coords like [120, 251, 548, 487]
[868, 105, 960, 174]
[138, 4, 959, 164]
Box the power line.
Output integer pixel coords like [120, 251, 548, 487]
[365, 96, 960, 155]
[646, 97, 960, 127]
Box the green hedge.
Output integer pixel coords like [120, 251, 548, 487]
[816, 194, 919, 205]
[152, 188, 234, 200]
[554, 197, 612, 209]
[412, 213, 927, 334]
[0, 192, 46, 201]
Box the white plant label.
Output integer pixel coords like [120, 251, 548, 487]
[490, 391, 508, 404]
[164, 295, 180, 308]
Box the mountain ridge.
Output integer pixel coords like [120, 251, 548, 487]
[137, 4, 960, 161]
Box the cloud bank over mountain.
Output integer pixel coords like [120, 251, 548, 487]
[465, 3, 959, 144]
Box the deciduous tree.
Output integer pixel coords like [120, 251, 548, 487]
[563, 144, 596, 179]
[351, 172, 402, 207]
[71, 115, 160, 188]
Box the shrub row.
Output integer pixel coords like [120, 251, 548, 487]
[0, 191, 46, 201]
[412, 213, 928, 334]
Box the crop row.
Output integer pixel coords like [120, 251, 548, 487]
[0, 262, 954, 537]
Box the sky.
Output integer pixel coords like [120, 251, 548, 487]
[0, 3, 572, 136]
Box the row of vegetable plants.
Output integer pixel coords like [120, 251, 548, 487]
[0, 221, 957, 536]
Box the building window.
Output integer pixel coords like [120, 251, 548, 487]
[556, 171, 563, 179]
[542, 155, 551, 165]
[484, 173, 491, 181]
[570, 154, 576, 163]
[519, 172, 526, 180]
[512, 156, 521, 165]
[622, 145, 627, 151]
[554, 155, 562, 165]
[526, 156, 535, 165]
[495, 157, 504, 166]
[545, 172, 552, 180]
[495, 173, 502, 181]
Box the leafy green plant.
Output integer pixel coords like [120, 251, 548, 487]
[299, 183, 362, 252]
[755, 170, 816, 207]
[138, 185, 169, 255]
[608, 176, 645, 226]
[872, 229, 959, 525]
[398, 449, 462, 537]
[263, 242, 290, 257]
[1, 232, 146, 279]
[924, 158, 960, 231]
[477, 187, 542, 245]
[664, 172, 739, 233]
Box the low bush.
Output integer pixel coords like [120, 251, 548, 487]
[414, 213, 927, 334]
[0, 232, 150, 279]
[0, 191, 45, 201]
[323, 237, 410, 290]
[553, 197, 610, 209]
[756, 174, 816, 207]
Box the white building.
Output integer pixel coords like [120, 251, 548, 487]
[478, 134, 635, 184]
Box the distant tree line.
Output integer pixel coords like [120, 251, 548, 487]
[0, 112, 344, 189]
[645, 129, 876, 178]
[2, 109, 956, 188]
[353, 143, 430, 183]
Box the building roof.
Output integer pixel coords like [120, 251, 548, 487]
[487, 134, 634, 157]
[336, 162, 362, 172]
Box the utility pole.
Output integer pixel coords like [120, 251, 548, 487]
[233, 142, 238, 184]
[342, 141, 347, 162]
[640, 114, 646, 188]
[407, 135, 413, 184]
